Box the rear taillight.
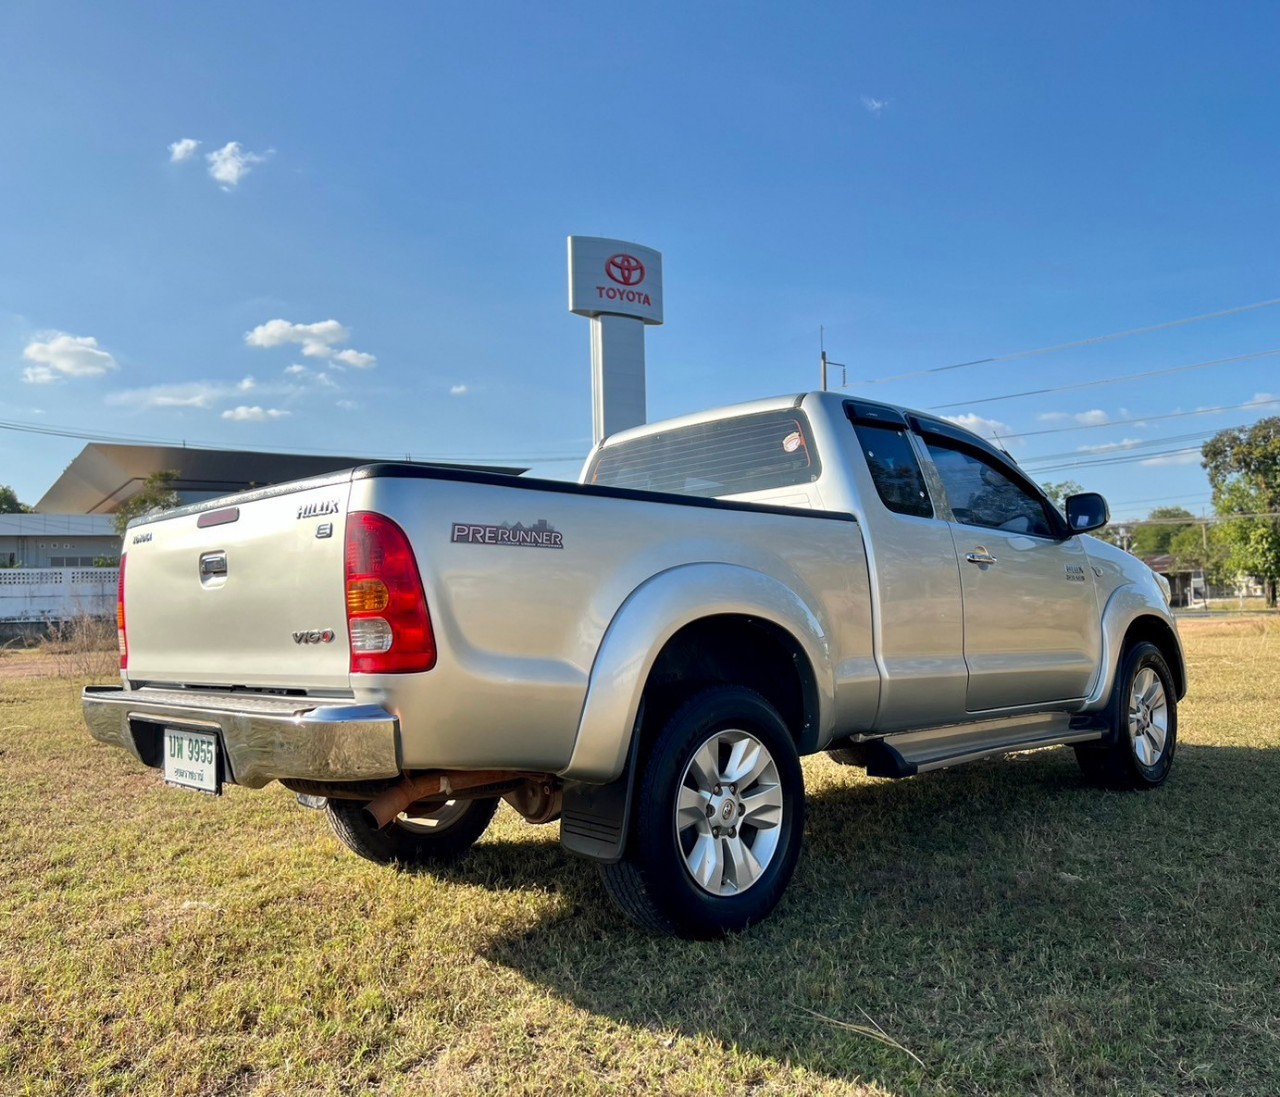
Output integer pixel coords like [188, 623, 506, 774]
[344, 512, 436, 674]
[117, 554, 128, 670]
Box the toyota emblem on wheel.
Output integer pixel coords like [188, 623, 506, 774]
[606, 253, 645, 286]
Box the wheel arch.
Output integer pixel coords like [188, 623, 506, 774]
[561, 562, 834, 784]
[636, 614, 820, 759]
[1122, 615, 1186, 700]
[1085, 584, 1187, 710]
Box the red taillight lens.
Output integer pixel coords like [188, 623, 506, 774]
[117, 554, 128, 670]
[344, 512, 436, 674]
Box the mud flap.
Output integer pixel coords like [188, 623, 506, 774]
[559, 707, 645, 864]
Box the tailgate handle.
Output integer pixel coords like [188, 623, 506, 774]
[199, 551, 228, 577]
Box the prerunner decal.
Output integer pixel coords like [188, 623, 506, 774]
[451, 519, 564, 549]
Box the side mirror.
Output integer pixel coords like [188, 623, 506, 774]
[1064, 492, 1109, 535]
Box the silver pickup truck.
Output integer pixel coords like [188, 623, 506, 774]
[83, 391, 1185, 938]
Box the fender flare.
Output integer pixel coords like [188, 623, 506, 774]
[1084, 582, 1186, 711]
[561, 562, 834, 784]
[558, 562, 833, 863]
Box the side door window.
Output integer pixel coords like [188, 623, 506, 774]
[924, 443, 1056, 538]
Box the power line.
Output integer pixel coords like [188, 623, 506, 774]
[851, 295, 1280, 387]
[1108, 492, 1214, 509]
[1019, 428, 1219, 467]
[0, 417, 584, 465]
[1122, 512, 1280, 524]
[927, 349, 1280, 411]
[1029, 445, 1204, 474]
[999, 396, 1280, 441]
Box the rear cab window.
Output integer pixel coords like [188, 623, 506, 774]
[844, 401, 934, 518]
[587, 409, 820, 498]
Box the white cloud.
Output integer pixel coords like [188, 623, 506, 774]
[1037, 409, 1110, 425]
[1078, 438, 1143, 454]
[332, 348, 376, 368]
[246, 318, 349, 355]
[944, 413, 1015, 441]
[237, 376, 256, 391]
[22, 333, 118, 384]
[280, 363, 337, 388]
[450, 384, 468, 396]
[1141, 449, 1203, 468]
[221, 405, 290, 422]
[335, 399, 358, 411]
[168, 138, 200, 163]
[861, 95, 889, 114]
[206, 141, 270, 189]
[245, 317, 376, 370]
[107, 382, 225, 410]
[1246, 392, 1279, 407]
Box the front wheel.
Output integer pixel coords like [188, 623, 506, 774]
[1075, 640, 1178, 790]
[327, 796, 499, 866]
[599, 686, 804, 938]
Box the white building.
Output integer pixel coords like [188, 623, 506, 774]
[0, 513, 119, 569]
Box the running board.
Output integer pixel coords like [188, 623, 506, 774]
[862, 713, 1103, 779]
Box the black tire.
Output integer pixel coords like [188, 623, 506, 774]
[326, 796, 499, 866]
[1074, 640, 1177, 790]
[598, 686, 804, 939]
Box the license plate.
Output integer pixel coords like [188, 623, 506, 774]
[162, 728, 221, 794]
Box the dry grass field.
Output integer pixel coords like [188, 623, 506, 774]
[1, 618, 1277, 1096]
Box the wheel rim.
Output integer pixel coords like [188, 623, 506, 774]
[395, 799, 470, 832]
[675, 728, 785, 896]
[1128, 666, 1169, 767]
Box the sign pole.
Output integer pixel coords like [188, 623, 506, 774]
[568, 236, 664, 446]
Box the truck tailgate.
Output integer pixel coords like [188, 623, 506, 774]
[125, 477, 353, 692]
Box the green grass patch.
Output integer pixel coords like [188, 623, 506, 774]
[1, 621, 1278, 1095]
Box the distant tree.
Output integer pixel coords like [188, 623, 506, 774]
[113, 471, 181, 537]
[1039, 479, 1083, 511]
[1167, 522, 1228, 583]
[0, 484, 33, 513]
[1202, 418, 1280, 607]
[1129, 506, 1196, 558]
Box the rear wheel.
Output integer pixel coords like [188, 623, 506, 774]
[327, 796, 499, 865]
[599, 686, 804, 938]
[1075, 641, 1177, 790]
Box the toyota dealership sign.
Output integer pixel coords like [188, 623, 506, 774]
[568, 236, 664, 325]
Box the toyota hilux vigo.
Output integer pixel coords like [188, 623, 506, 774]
[84, 391, 1185, 938]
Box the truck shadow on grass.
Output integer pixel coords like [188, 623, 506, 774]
[431, 744, 1280, 1093]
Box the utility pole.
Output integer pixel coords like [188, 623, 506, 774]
[819, 326, 847, 390]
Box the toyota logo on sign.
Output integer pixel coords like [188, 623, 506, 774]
[605, 253, 646, 286]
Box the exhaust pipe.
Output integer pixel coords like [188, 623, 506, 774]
[362, 770, 529, 829]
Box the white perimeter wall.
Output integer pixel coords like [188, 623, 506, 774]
[0, 568, 118, 622]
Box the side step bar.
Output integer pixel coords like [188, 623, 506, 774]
[860, 713, 1103, 779]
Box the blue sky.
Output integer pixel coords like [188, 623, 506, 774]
[2, 2, 1277, 519]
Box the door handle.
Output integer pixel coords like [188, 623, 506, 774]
[965, 550, 998, 566]
[199, 551, 228, 577]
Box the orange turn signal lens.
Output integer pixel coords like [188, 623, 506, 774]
[346, 578, 390, 614]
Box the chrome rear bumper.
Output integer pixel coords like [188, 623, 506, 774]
[82, 686, 401, 789]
